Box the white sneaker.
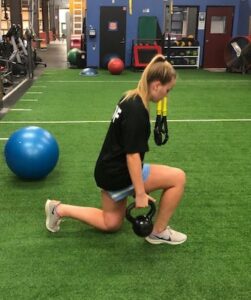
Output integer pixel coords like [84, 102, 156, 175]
[145, 226, 187, 245]
[45, 199, 61, 233]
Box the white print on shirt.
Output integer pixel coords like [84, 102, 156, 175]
[112, 105, 122, 123]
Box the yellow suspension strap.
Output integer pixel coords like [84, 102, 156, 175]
[129, 0, 133, 15]
[154, 96, 169, 146]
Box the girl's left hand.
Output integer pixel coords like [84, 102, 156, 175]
[135, 193, 156, 208]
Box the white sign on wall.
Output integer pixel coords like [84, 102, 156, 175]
[198, 12, 206, 30]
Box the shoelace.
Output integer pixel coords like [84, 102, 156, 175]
[151, 226, 173, 239]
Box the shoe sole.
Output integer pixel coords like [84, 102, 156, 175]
[145, 236, 187, 245]
[45, 199, 59, 233]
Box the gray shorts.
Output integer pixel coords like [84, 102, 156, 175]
[106, 164, 150, 201]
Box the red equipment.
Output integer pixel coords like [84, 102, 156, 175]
[108, 58, 124, 75]
[133, 43, 162, 68]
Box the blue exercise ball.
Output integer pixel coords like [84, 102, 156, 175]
[4, 126, 59, 180]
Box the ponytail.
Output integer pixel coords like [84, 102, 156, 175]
[123, 54, 176, 109]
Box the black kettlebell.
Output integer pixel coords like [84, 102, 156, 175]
[126, 201, 156, 237]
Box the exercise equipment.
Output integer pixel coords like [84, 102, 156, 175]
[2, 0, 8, 20]
[67, 48, 81, 65]
[3, 24, 28, 76]
[67, 47, 86, 68]
[108, 58, 124, 75]
[70, 34, 82, 49]
[133, 43, 162, 68]
[0, 57, 15, 87]
[102, 53, 120, 69]
[80, 67, 98, 76]
[0, 24, 46, 81]
[224, 36, 251, 74]
[126, 201, 156, 237]
[4, 126, 59, 180]
[132, 16, 162, 68]
[154, 97, 169, 146]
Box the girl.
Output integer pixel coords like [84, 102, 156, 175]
[45, 54, 187, 245]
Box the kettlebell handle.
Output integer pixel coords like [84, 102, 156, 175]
[126, 200, 156, 223]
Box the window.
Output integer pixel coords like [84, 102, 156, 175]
[210, 16, 226, 34]
[165, 6, 198, 37]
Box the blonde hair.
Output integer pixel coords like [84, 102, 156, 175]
[123, 54, 176, 108]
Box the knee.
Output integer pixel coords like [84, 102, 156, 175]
[103, 215, 123, 233]
[175, 168, 186, 188]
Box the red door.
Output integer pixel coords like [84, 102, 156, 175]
[203, 6, 234, 68]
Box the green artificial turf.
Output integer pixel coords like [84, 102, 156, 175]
[0, 69, 250, 299]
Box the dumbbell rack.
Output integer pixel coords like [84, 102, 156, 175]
[165, 46, 200, 68]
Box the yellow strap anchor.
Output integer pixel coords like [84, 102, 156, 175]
[129, 0, 133, 15]
[157, 96, 168, 117]
[154, 96, 169, 146]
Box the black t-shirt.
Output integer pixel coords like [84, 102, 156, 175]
[94, 95, 151, 190]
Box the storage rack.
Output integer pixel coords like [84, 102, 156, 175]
[165, 46, 200, 68]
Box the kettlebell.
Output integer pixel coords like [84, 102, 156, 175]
[126, 201, 156, 237]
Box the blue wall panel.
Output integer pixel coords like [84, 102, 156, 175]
[238, 0, 251, 36]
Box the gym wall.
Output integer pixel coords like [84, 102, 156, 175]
[85, 0, 250, 68]
[86, 0, 164, 67]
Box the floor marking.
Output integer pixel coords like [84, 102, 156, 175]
[0, 138, 8, 141]
[0, 108, 9, 113]
[20, 99, 38, 102]
[178, 79, 251, 83]
[183, 81, 251, 83]
[1, 118, 251, 124]
[2, 78, 29, 101]
[26, 91, 43, 94]
[46, 80, 139, 83]
[43, 72, 58, 74]
[31, 86, 47, 88]
[42, 79, 251, 84]
[10, 108, 32, 111]
[167, 118, 251, 122]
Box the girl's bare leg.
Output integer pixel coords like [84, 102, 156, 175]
[56, 191, 127, 232]
[144, 164, 186, 233]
